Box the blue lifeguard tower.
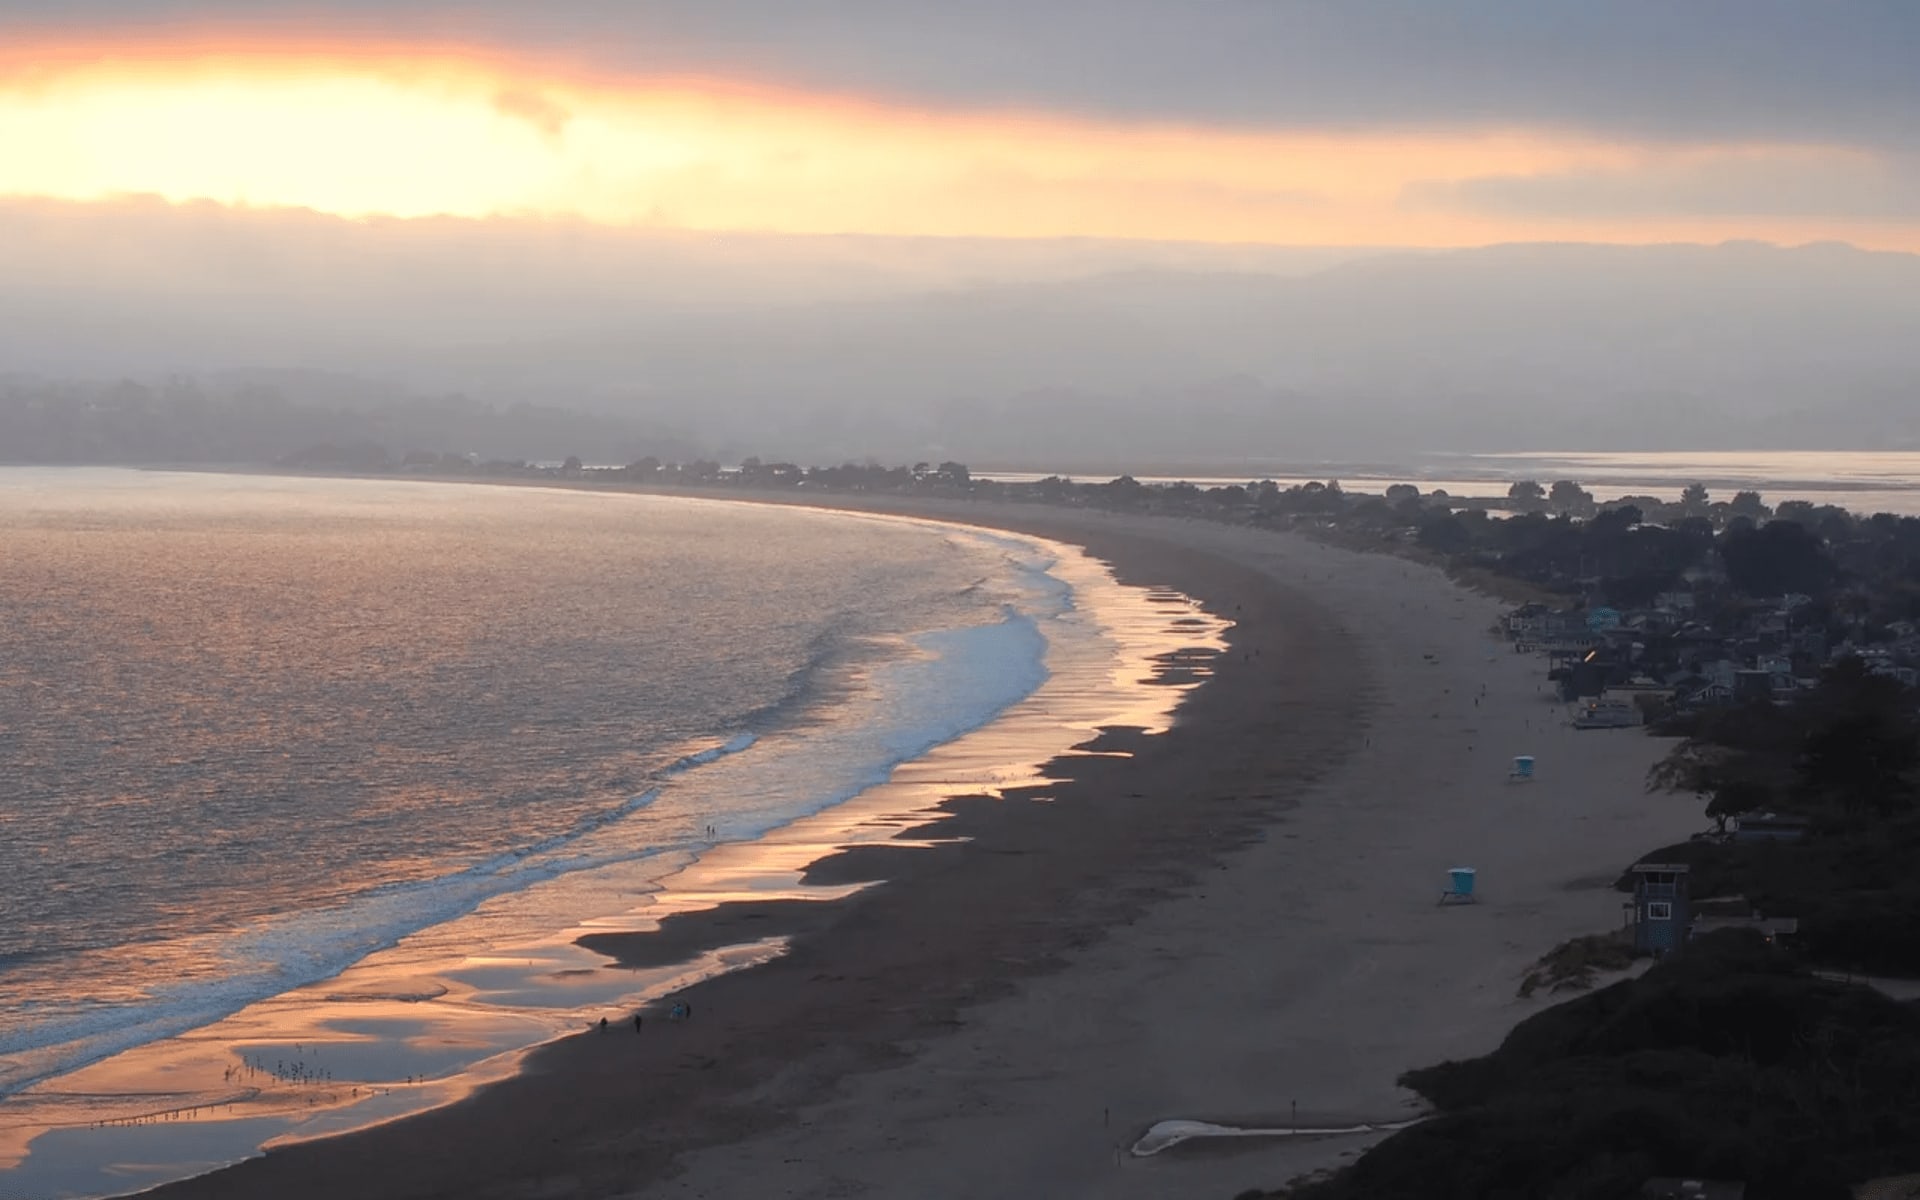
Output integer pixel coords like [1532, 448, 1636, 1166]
[1508, 755, 1536, 781]
[1629, 863, 1691, 955]
[1438, 866, 1478, 906]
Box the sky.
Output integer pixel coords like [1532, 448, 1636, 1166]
[4, 1, 1920, 248]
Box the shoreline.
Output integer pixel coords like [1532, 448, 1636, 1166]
[128, 498, 1356, 1200]
[36, 483, 1703, 1199]
[0, 487, 1231, 1197]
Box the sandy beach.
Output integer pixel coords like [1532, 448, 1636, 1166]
[143, 499, 1700, 1200]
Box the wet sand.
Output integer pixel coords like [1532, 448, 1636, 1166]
[144, 500, 1697, 1200]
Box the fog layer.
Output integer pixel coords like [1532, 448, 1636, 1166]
[6, 201, 1917, 467]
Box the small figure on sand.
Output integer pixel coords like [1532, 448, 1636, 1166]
[599, 1017, 608, 1033]
[634, 1013, 644, 1034]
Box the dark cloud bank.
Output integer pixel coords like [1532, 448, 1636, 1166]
[10, 0, 1918, 146]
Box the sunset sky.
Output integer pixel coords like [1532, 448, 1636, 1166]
[3, 1, 1918, 248]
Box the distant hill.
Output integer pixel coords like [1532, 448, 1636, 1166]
[4, 201, 1917, 466]
[496, 240, 1920, 462]
[0, 376, 701, 466]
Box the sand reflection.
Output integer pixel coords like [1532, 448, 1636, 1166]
[0, 522, 1227, 1199]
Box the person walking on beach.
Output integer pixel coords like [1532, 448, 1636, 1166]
[599, 1017, 608, 1033]
[634, 1013, 644, 1034]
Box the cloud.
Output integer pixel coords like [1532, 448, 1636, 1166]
[1404, 149, 1920, 224]
[3, 1, 1917, 148]
[6, 3, 1920, 246]
[492, 89, 571, 139]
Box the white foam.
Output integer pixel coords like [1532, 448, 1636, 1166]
[0, 530, 1065, 1101]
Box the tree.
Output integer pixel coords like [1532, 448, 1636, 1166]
[1681, 482, 1710, 515]
[937, 461, 971, 488]
[1729, 490, 1770, 519]
[1385, 483, 1420, 503]
[1801, 711, 1918, 816]
[1721, 520, 1838, 597]
[1548, 479, 1593, 514]
[1776, 499, 1818, 527]
[1508, 480, 1545, 509]
[1706, 779, 1774, 834]
[1591, 504, 1643, 534]
[1102, 475, 1145, 506]
[561, 455, 583, 474]
[1417, 512, 1471, 553]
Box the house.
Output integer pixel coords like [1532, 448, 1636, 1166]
[1689, 914, 1800, 945]
[1654, 590, 1697, 614]
[1731, 812, 1812, 844]
[1676, 681, 1735, 710]
[1587, 605, 1624, 632]
[1732, 668, 1798, 703]
[1688, 894, 1799, 945]
[1702, 659, 1740, 690]
[1629, 863, 1691, 956]
[1507, 607, 1598, 651]
[1836, 649, 1920, 688]
[1556, 654, 1616, 701]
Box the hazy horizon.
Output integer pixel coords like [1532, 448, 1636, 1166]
[6, 200, 1918, 466]
[4, 3, 1918, 467]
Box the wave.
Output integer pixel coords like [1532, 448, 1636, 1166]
[0, 733, 763, 1099]
[0, 527, 1070, 1106]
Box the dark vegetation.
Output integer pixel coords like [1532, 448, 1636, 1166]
[1267, 934, 1920, 1200]
[1641, 658, 1920, 976]
[1517, 933, 1638, 999]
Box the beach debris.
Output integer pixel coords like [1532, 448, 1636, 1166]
[1131, 1116, 1425, 1157]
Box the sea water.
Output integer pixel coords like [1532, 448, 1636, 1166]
[0, 469, 1174, 1195]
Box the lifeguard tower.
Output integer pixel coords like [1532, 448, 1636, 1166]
[1629, 863, 1691, 955]
[1437, 866, 1478, 906]
[1508, 755, 1536, 782]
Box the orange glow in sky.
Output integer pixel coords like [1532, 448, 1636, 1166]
[3, 37, 1915, 249]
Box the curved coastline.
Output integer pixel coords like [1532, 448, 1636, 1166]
[116, 494, 1357, 1199]
[117, 488, 1694, 1200]
[0, 488, 1236, 1198]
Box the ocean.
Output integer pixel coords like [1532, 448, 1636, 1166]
[0, 469, 1220, 1197]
